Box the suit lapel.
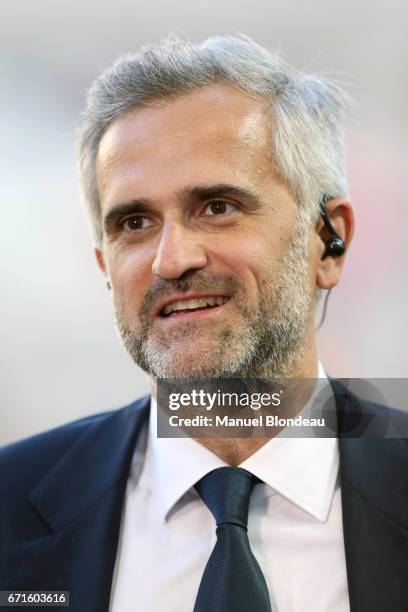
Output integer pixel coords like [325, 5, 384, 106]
[337, 386, 408, 612]
[3, 397, 150, 612]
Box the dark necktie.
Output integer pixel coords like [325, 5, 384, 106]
[193, 467, 272, 612]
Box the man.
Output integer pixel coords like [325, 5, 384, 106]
[1, 35, 407, 612]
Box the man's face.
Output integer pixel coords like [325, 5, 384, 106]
[96, 83, 317, 379]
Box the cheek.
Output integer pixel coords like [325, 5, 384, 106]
[217, 239, 276, 297]
[108, 246, 153, 306]
[242, 232, 283, 270]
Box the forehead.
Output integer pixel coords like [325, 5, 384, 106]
[96, 83, 276, 208]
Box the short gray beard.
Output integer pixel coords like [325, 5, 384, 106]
[114, 214, 315, 380]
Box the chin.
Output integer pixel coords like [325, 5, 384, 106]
[149, 351, 222, 379]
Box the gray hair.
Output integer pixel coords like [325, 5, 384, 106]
[78, 34, 351, 244]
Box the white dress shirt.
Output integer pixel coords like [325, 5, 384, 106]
[110, 368, 350, 611]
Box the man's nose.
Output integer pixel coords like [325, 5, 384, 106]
[151, 222, 208, 280]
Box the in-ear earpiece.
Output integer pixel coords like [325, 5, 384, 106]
[107, 280, 112, 291]
[319, 200, 346, 259]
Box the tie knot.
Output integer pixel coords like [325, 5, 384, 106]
[195, 467, 257, 529]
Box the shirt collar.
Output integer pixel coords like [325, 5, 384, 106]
[240, 436, 339, 522]
[147, 363, 338, 523]
[148, 402, 227, 521]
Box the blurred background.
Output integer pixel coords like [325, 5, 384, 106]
[1, 0, 407, 444]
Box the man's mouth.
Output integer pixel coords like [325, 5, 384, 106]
[159, 296, 230, 318]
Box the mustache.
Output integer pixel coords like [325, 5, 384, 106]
[140, 272, 243, 318]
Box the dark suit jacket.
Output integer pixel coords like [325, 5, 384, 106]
[1, 386, 408, 612]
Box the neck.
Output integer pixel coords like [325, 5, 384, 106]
[150, 344, 319, 466]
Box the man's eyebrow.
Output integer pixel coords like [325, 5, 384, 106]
[178, 184, 262, 208]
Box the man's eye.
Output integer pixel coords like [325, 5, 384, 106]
[202, 200, 238, 216]
[120, 216, 153, 231]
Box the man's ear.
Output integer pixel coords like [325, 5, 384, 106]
[95, 247, 107, 276]
[315, 198, 355, 290]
